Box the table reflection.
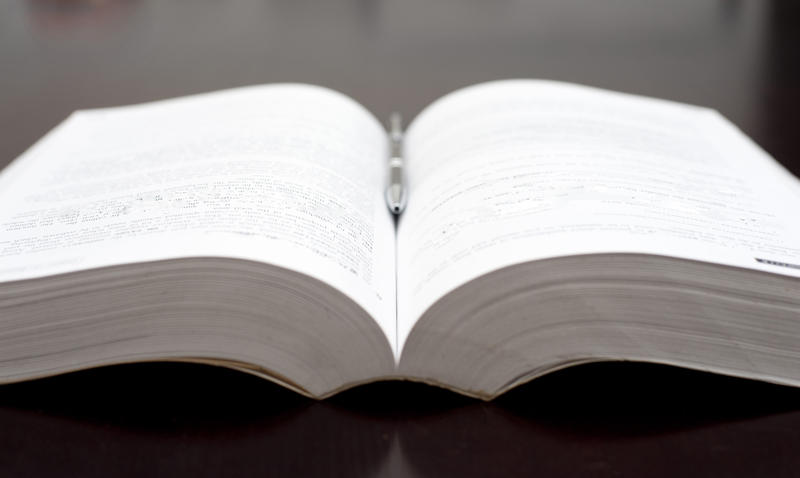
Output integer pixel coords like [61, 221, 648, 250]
[1, 361, 799, 477]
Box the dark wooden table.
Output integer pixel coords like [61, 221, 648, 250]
[1, 1, 799, 476]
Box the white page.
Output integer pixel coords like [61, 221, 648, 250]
[396, 80, 800, 350]
[0, 85, 397, 352]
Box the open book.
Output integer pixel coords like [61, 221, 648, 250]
[1, 80, 799, 399]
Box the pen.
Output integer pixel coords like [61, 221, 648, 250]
[385, 112, 407, 215]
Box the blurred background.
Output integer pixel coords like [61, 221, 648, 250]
[1, 1, 797, 171]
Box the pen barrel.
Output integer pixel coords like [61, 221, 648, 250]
[390, 135, 403, 158]
[388, 157, 404, 184]
[386, 157, 407, 214]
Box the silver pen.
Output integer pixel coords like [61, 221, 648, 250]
[385, 112, 407, 215]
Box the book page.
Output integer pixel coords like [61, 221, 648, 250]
[0, 85, 397, 351]
[396, 80, 800, 349]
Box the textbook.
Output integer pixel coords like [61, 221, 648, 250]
[1, 80, 799, 399]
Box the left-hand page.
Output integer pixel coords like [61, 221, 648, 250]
[0, 84, 397, 353]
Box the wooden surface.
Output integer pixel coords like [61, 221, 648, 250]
[1, 1, 799, 476]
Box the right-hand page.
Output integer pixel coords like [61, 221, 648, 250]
[396, 80, 800, 351]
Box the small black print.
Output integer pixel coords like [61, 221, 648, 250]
[755, 258, 800, 270]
